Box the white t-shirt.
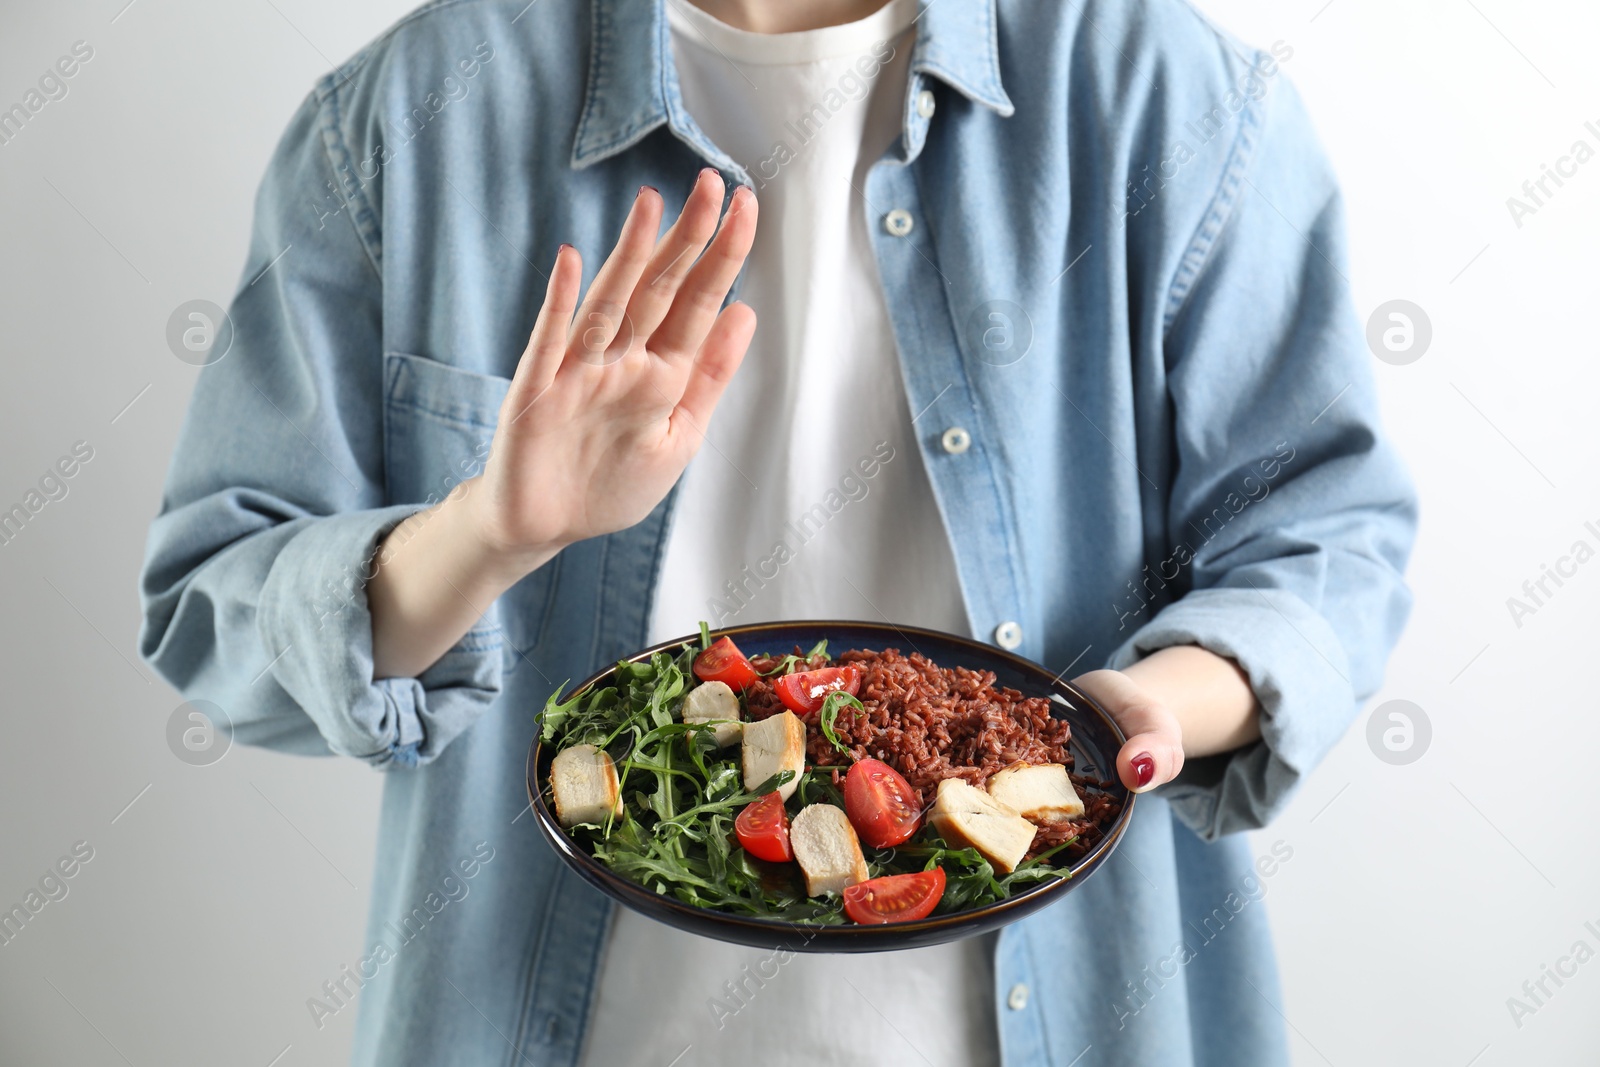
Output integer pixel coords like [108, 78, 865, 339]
[578, 2, 999, 1066]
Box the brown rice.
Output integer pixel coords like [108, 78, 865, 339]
[744, 646, 1122, 859]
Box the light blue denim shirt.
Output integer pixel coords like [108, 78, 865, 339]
[139, 0, 1416, 1063]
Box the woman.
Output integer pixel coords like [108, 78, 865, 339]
[140, 0, 1416, 1063]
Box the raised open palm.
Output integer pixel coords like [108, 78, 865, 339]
[470, 170, 759, 560]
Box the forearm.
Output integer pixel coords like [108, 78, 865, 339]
[367, 478, 558, 679]
[1121, 645, 1259, 758]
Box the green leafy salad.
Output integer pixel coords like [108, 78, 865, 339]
[538, 628, 1080, 925]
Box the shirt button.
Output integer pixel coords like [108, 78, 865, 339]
[994, 621, 1023, 650]
[1007, 983, 1029, 1010]
[883, 209, 914, 237]
[916, 89, 936, 118]
[940, 426, 971, 454]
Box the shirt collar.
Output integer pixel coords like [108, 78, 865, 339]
[570, 0, 1014, 170]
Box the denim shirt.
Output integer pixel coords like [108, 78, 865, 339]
[139, 0, 1416, 1063]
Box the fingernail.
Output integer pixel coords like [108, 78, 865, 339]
[1131, 752, 1155, 789]
[729, 185, 752, 213]
[637, 184, 658, 199]
[699, 166, 720, 181]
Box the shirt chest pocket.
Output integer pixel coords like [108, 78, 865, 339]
[381, 352, 555, 659]
[382, 353, 505, 506]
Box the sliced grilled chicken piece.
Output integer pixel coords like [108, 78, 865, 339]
[790, 803, 870, 896]
[930, 778, 1036, 874]
[551, 744, 623, 828]
[741, 710, 805, 801]
[986, 762, 1085, 824]
[682, 680, 743, 747]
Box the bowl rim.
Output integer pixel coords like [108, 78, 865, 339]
[526, 620, 1136, 940]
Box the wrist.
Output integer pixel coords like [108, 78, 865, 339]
[449, 475, 568, 590]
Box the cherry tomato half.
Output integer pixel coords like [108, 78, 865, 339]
[693, 636, 760, 692]
[843, 758, 923, 848]
[734, 792, 793, 863]
[843, 867, 946, 925]
[773, 665, 861, 716]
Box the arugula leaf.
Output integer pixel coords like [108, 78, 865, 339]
[537, 681, 581, 742]
[797, 770, 847, 809]
[658, 770, 794, 830]
[817, 690, 865, 755]
[757, 637, 830, 677]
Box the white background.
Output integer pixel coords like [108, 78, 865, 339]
[1, 1, 1596, 1064]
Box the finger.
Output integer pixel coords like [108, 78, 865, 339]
[506, 244, 582, 421]
[1116, 730, 1184, 794]
[671, 301, 757, 439]
[650, 184, 758, 360]
[1072, 669, 1184, 793]
[567, 187, 665, 363]
[626, 169, 726, 340]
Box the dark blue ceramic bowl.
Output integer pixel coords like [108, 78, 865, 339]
[527, 621, 1134, 952]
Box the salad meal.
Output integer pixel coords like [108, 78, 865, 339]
[539, 627, 1124, 925]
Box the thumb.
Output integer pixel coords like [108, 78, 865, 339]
[1072, 669, 1185, 793]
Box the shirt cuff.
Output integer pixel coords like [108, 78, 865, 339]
[1106, 586, 1353, 841]
[257, 505, 504, 767]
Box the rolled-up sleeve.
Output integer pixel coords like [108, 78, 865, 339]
[138, 74, 502, 767]
[1112, 73, 1418, 839]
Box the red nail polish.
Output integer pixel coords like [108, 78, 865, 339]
[1131, 752, 1155, 788]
